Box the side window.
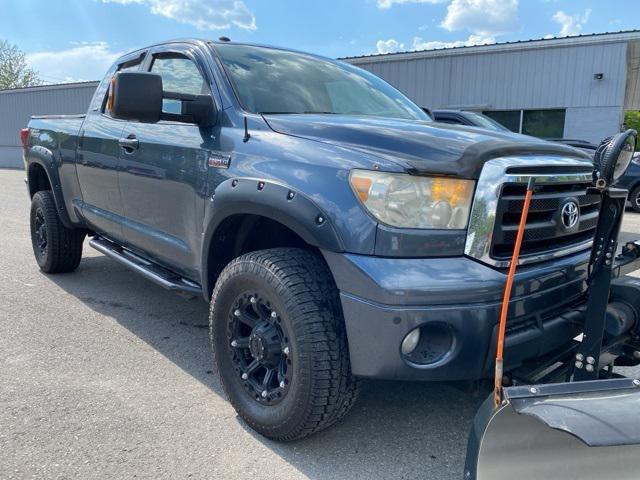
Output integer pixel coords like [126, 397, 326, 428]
[150, 55, 210, 115]
[100, 56, 144, 114]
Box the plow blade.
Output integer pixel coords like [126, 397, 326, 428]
[464, 378, 640, 480]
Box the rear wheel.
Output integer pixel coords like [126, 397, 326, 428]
[30, 190, 85, 273]
[630, 186, 640, 213]
[210, 248, 359, 441]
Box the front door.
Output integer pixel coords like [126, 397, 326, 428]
[76, 54, 145, 242]
[117, 45, 220, 279]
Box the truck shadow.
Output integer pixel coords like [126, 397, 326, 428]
[48, 251, 487, 480]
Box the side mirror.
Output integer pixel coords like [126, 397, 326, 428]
[110, 72, 163, 123]
[594, 129, 637, 185]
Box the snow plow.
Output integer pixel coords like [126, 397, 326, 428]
[465, 130, 640, 480]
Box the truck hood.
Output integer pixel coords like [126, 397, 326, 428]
[263, 114, 592, 179]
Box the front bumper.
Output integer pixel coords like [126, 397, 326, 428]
[323, 250, 593, 381]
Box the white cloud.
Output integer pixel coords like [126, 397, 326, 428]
[26, 42, 123, 83]
[441, 0, 518, 36]
[552, 9, 591, 36]
[376, 39, 405, 54]
[412, 33, 495, 50]
[100, 0, 256, 30]
[377, 0, 447, 8]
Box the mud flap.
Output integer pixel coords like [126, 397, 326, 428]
[464, 378, 640, 480]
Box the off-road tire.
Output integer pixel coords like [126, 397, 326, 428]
[210, 248, 360, 441]
[630, 185, 640, 213]
[30, 190, 85, 273]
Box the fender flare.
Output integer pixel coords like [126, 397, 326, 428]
[26, 148, 74, 229]
[200, 177, 345, 295]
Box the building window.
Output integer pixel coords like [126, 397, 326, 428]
[483, 110, 520, 133]
[522, 109, 566, 138]
[483, 109, 566, 139]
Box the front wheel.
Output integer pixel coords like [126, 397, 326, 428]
[210, 248, 359, 441]
[30, 190, 85, 273]
[630, 186, 640, 213]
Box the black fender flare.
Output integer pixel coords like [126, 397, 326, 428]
[200, 177, 344, 295]
[26, 147, 74, 229]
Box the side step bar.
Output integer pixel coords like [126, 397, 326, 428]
[89, 237, 202, 296]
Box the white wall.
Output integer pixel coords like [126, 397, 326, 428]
[564, 106, 623, 144]
[0, 82, 98, 169]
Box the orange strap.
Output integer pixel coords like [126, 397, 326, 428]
[494, 180, 535, 407]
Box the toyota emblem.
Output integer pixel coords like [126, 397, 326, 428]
[561, 201, 580, 229]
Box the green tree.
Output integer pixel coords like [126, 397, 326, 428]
[625, 111, 640, 133]
[0, 40, 41, 89]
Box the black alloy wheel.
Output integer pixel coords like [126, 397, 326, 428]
[33, 208, 48, 261]
[227, 291, 292, 404]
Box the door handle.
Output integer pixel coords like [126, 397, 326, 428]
[118, 134, 139, 152]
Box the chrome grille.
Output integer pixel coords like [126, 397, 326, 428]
[465, 157, 597, 268]
[491, 180, 600, 260]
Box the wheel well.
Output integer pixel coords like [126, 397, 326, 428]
[27, 163, 51, 197]
[205, 214, 315, 298]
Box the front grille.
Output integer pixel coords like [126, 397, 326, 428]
[464, 157, 597, 267]
[491, 178, 599, 261]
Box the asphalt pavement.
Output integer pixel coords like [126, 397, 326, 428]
[1, 168, 639, 480]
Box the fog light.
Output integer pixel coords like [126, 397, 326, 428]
[402, 323, 455, 366]
[401, 328, 421, 355]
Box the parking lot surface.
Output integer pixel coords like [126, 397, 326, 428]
[1, 168, 639, 480]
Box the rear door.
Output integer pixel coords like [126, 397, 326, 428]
[76, 53, 145, 241]
[117, 44, 221, 279]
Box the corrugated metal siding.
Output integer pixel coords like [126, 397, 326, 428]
[0, 82, 98, 168]
[349, 43, 628, 111]
[625, 41, 640, 110]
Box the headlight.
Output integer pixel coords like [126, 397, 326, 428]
[349, 170, 475, 229]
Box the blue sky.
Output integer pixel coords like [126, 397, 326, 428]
[2, 0, 638, 83]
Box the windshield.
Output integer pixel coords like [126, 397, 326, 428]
[464, 112, 509, 132]
[214, 44, 429, 121]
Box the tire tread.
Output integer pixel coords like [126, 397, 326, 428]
[30, 190, 84, 273]
[210, 248, 360, 441]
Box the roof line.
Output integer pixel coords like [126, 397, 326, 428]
[0, 80, 100, 94]
[341, 29, 640, 63]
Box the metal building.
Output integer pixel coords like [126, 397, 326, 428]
[343, 30, 640, 144]
[0, 81, 98, 168]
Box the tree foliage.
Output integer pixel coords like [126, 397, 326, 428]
[0, 40, 41, 89]
[625, 111, 640, 134]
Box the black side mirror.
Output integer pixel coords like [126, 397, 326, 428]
[110, 72, 163, 123]
[594, 129, 637, 185]
[163, 91, 217, 127]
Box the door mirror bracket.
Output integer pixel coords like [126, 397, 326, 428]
[162, 91, 217, 127]
[109, 72, 217, 126]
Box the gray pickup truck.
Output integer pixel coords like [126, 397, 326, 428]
[23, 39, 612, 441]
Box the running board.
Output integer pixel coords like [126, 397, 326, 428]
[89, 237, 202, 296]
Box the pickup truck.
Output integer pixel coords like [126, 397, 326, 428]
[24, 39, 613, 441]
